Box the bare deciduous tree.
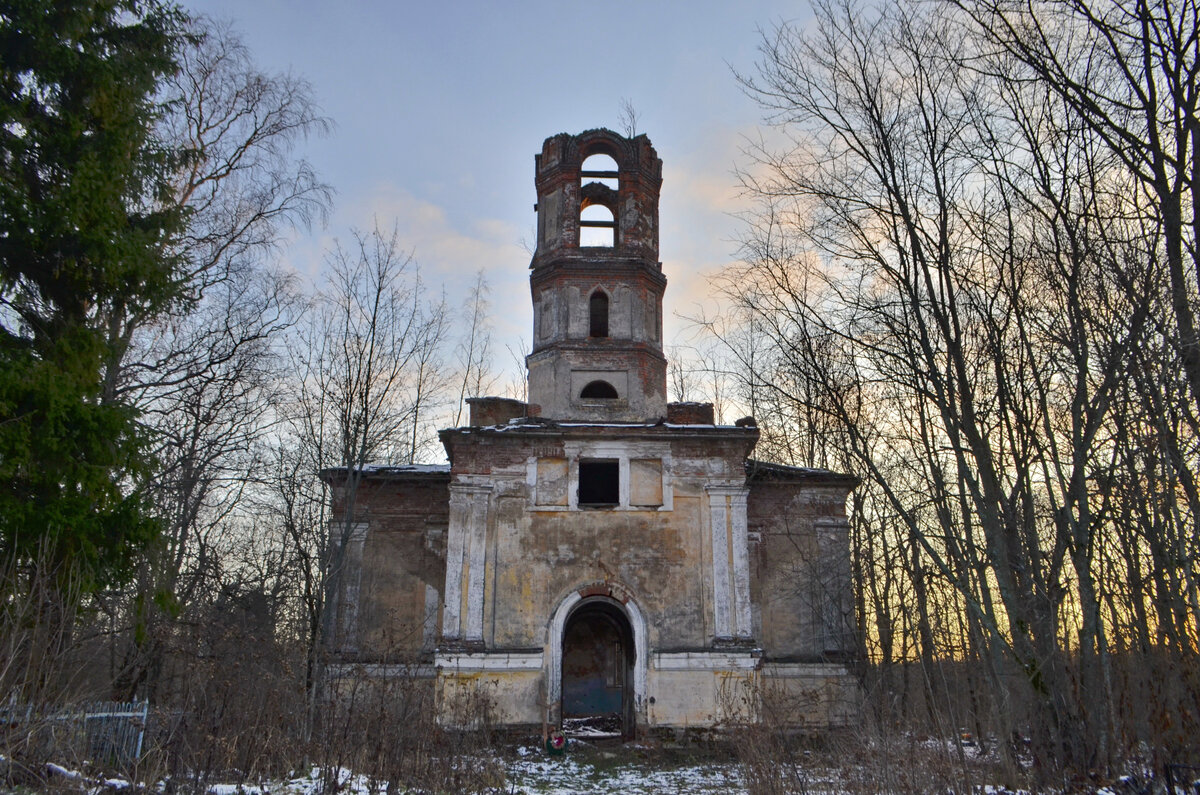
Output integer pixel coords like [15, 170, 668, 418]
[104, 17, 330, 702]
[272, 222, 448, 727]
[722, 0, 1198, 776]
[619, 98, 640, 138]
[452, 269, 497, 426]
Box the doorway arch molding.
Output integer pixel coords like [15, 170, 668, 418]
[546, 581, 647, 724]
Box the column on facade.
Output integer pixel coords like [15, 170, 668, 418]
[441, 483, 492, 645]
[705, 485, 753, 643]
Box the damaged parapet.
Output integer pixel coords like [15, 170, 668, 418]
[666, 402, 715, 425]
[466, 396, 539, 427]
[526, 129, 668, 423]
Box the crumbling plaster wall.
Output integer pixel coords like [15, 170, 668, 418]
[526, 348, 667, 422]
[436, 425, 760, 728]
[532, 278, 662, 349]
[748, 481, 856, 661]
[337, 475, 449, 661]
[333, 430, 860, 730]
[527, 262, 668, 422]
[443, 428, 754, 655]
[748, 478, 860, 728]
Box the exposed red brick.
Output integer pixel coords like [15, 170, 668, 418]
[667, 402, 715, 425]
[467, 396, 533, 427]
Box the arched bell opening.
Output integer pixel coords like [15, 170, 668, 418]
[580, 152, 619, 190]
[580, 199, 615, 248]
[561, 597, 635, 738]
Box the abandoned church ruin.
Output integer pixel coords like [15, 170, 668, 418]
[323, 129, 859, 736]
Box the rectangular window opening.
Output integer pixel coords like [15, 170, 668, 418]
[578, 459, 619, 507]
[580, 226, 615, 247]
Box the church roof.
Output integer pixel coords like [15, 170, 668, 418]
[744, 458, 858, 487]
[318, 463, 451, 482]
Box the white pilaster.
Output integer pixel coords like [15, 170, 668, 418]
[729, 489, 752, 640]
[707, 488, 731, 638]
[442, 483, 492, 642]
[465, 486, 491, 641]
[707, 486, 752, 641]
[422, 582, 440, 651]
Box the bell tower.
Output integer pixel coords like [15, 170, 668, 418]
[526, 129, 668, 422]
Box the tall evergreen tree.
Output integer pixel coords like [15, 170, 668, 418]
[0, 0, 187, 598]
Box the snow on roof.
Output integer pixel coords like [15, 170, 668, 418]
[354, 464, 451, 478]
[320, 463, 451, 481]
[358, 463, 450, 473]
[455, 420, 753, 432]
[745, 458, 856, 483]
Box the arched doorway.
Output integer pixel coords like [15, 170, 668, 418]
[561, 598, 634, 737]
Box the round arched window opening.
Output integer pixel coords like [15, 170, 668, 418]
[580, 203, 615, 247]
[581, 153, 618, 190]
[580, 380, 618, 400]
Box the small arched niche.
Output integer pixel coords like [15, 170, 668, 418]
[580, 380, 618, 399]
[589, 290, 609, 338]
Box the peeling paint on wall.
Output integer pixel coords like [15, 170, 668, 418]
[321, 129, 860, 733]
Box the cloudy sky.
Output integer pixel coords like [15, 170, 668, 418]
[183, 0, 811, 386]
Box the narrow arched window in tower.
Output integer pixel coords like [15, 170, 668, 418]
[589, 290, 609, 338]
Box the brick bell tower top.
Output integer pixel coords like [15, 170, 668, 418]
[526, 129, 669, 422]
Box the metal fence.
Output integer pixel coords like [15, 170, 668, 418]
[81, 701, 148, 766]
[0, 700, 148, 768]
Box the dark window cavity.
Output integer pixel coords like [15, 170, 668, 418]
[589, 290, 609, 337]
[580, 380, 618, 399]
[578, 459, 619, 506]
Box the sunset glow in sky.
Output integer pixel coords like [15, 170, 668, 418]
[182, 0, 813, 386]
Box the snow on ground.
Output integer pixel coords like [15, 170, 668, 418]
[186, 754, 743, 795]
[505, 743, 746, 794]
[39, 757, 742, 795]
[270, 748, 744, 795]
[39, 735, 1165, 794]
